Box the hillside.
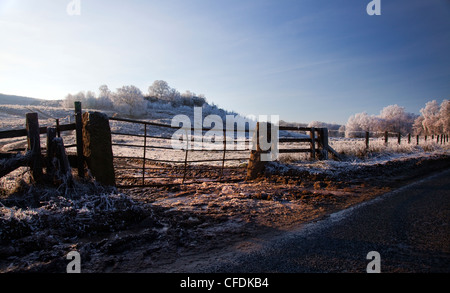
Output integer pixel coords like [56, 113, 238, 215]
[0, 94, 61, 107]
[0, 94, 43, 106]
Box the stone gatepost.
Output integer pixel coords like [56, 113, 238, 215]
[82, 112, 116, 186]
[246, 122, 273, 180]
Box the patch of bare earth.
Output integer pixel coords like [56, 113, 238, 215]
[0, 154, 449, 272]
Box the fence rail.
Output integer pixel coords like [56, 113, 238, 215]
[278, 126, 338, 160]
[0, 123, 76, 140]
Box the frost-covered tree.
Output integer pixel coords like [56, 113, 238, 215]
[379, 104, 416, 134]
[180, 91, 207, 107]
[63, 88, 115, 110]
[62, 93, 76, 108]
[113, 85, 147, 117]
[148, 80, 183, 106]
[96, 85, 114, 110]
[167, 88, 181, 106]
[148, 80, 171, 100]
[439, 99, 450, 133]
[411, 99, 449, 135]
[84, 91, 97, 109]
[412, 115, 425, 135]
[345, 112, 386, 137]
[308, 121, 342, 132]
[147, 80, 208, 108]
[308, 121, 326, 128]
[345, 112, 379, 137]
[62, 91, 87, 108]
[345, 104, 417, 137]
[420, 100, 441, 135]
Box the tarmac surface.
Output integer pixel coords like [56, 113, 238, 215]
[204, 168, 450, 273]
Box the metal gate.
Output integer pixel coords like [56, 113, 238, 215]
[108, 117, 253, 188]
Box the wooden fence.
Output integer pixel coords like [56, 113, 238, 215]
[0, 102, 85, 183]
[4, 101, 406, 189]
[278, 126, 340, 160]
[6, 101, 446, 189]
[0, 106, 343, 188]
[358, 131, 449, 149]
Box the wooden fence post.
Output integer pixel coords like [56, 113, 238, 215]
[142, 124, 147, 186]
[46, 127, 57, 178]
[365, 131, 369, 149]
[398, 132, 401, 145]
[74, 101, 85, 178]
[408, 133, 411, 144]
[322, 127, 329, 160]
[317, 128, 328, 160]
[220, 127, 227, 179]
[384, 131, 388, 145]
[182, 128, 190, 183]
[416, 135, 419, 145]
[310, 127, 316, 160]
[55, 119, 61, 137]
[54, 137, 73, 186]
[26, 113, 43, 182]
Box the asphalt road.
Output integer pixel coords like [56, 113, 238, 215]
[206, 168, 450, 273]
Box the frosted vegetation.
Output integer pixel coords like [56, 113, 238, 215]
[0, 85, 448, 248]
[61, 80, 237, 120]
[0, 83, 448, 165]
[341, 100, 449, 138]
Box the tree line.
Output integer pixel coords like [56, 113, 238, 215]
[343, 100, 449, 137]
[62, 80, 210, 117]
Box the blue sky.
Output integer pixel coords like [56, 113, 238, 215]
[1, 0, 449, 124]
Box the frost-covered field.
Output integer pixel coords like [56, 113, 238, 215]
[0, 104, 252, 166]
[1, 103, 449, 180]
[1, 103, 450, 273]
[279, 136, 449, 163]
[277, 136, 449, 179]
